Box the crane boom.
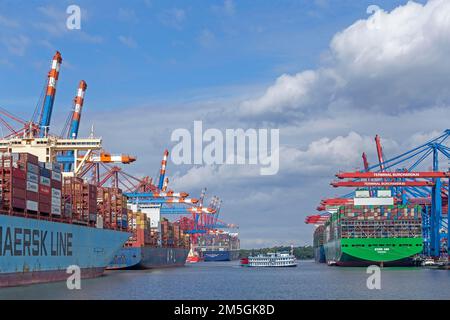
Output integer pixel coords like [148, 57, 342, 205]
[39, 51, 62, 137]
[331, 181, 434, 187]
[64, 80, 87, 171]
[362, 152, 369, 171]
[158, 149, 169, 190]
[336, 171, 449, 179]
[68, 80, 87, 139]
[375, 134, 385, 171]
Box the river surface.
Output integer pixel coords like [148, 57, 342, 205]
[0, 260, 449, 299]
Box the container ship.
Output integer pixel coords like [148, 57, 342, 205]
[318, 190, 423, 267]
[0, 152, 129, 287]
[108, 204, 189, 269]
[313, 225, 326, 263]
[196, 232, 240, 261]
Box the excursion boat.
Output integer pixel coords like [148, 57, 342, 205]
[240, 252, 297, 267]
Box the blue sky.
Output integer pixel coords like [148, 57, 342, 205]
[0, 0, 446, 248]
[1, 0, 419, 114]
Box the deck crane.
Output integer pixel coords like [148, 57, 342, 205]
[362, 152, 370, 172]
[162, 177, 169, 192]
[375, 134, 386, 172]
[39, 51, 62, 137]
[158, 149, 169, 190]
[63, 80, 87, 171]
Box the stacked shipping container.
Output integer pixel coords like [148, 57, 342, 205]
[0, 152, 130, 231]
[0, 153, 63, 217]
[197, 232, 240, 250]
[326, 204, 423, 241]
[97, 187, 128, 229]
[125, 213, 189, 248]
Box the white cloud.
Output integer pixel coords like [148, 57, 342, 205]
[223, 0, 236, 15]
[118, 35, 138, 48]
[34, 5, 103, 44]
[0, 58, 13, 67]
[171, 164, 261, 191]
[1, 35, 29, 56]
[197, 29, 216, 48]
[160, 8, 186, 30]
[212, 0, 236, 16]
[118, 8, 139, 23]
[241, 0, 450, 119]
[281, 132, 399, 175]
[0, 15, 19, 28]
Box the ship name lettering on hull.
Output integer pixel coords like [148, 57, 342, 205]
[0, 227, 73, 257]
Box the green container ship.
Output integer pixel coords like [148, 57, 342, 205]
[321, 192, 423, 267]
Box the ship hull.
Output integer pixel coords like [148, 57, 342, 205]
[324, 238, 423, 267]
[0, 214, 130, 287]
[0, 267, 104, 287]
[203, 250, 240, 261]
[107, 246, 189, 269]
[139, 247, 188, 268]
[107, 247, 142, 270]
[314, 245, 326, 263]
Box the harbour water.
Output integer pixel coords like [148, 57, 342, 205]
[0, 260, 449, 300]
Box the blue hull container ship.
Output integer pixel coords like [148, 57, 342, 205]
[108, 210, 189, 269]
[0, 215, 129, 287]
[0, 152, 130, 287]
[198, 232, 240, 262]
[0, 51, 132, 287]
[203, 249, 240, 261]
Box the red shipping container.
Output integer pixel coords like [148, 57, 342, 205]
[12, 168, 26, 180]
[12, 187, 26, 200]
[51, 180, 62, 189]
[12, 197, 26, 209]
[12, 177, 26, 189]
[39, 185, 51, 195]
[39, 194, 51, 204]
[26, 191, 38, 202]
[39, 203, 51, 213]
[19, 153, 38, 164]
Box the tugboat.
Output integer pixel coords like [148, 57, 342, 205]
[186, 248, 202, 263]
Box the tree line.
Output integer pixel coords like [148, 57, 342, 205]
[239, 246, 314, 260]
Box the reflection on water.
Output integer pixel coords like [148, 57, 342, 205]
[0, 260, 449, 300]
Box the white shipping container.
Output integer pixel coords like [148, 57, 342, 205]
[26, 200, 38, 211]
[377, 190, 392, 198]
[51, 204, 61, 215]
[51, 196, 61, 206]
[51, 171, 62, 182]
[64, 203, 72, 217]
[27, 163, 39, 174]
[51, 188, 61, 198]
[354, 197, 394, 206]
[27, 172, 39, 183]
[355, 190, 370, 198]
[40, 176, 51, 186]
[26, 181, 38, 193]
[96, 215, 104, 229]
